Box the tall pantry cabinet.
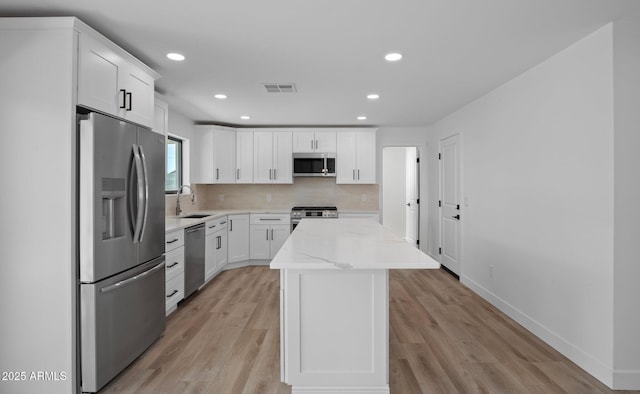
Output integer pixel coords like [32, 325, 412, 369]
[0, 17, 159, 394]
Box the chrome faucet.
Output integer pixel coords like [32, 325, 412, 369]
[175, 185, 195, 216]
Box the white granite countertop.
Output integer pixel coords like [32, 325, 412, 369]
[165, 209, 290, 232]
[270, 218, 440, 270]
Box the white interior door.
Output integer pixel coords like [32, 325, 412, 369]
[439, 134, 461, 275]
[405, 147, 419, 246]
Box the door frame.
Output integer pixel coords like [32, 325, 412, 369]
[379, 144, 427, 253]
[438, 133, 462, 276]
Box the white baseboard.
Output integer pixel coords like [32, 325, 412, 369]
[223, 259, 270, 270]
[613, 369, 640, 390]
[460, 275, 617, 389]
[292, 387, 389, 394]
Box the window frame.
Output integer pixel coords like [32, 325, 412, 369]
[165, 135, 183, 194]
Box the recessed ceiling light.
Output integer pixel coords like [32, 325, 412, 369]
[384, 52, 403, 62]
[214, 94, 227, 100]
[240, 115, 251, 120]
[367, 94, 380, 100]
[166, 53, 185, 61]
[357, 116, 367, 120]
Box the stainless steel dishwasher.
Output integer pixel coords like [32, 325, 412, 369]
[184, 223, 205, 298]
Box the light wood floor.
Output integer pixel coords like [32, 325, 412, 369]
[101, 266, 631, 393]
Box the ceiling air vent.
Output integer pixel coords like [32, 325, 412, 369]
[263, 83, 297, 93]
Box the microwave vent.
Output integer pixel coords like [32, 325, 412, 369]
[263, 83, 297, 93]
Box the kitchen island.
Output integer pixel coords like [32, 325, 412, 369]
[270, 218, 440, 394]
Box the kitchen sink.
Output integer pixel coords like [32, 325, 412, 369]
[180, 214, 211, 219]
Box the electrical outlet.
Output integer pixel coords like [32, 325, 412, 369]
[362, 194, 368, 202]
[267, 194, 272, 202]
[218, 194, 224, 202]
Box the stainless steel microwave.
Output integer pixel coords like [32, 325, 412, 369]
[292, 153, 336, 177]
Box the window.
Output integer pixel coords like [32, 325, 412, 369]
[166, 136, 182, 193]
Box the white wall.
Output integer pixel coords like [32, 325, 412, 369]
[0, 24, 77, 393]
[612, 10, 640, 388]
[377, 127, 432, 253]
[382, 148, 407, 237]
[427, 25, 615, 385]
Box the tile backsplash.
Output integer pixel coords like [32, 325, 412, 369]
[165, 178, 379, 215]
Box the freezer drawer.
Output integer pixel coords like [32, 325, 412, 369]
[80, 257, 166, 392]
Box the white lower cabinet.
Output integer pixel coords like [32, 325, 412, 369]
[228, 214, 250, 263]
[204, 217, 228, 282]
[249, 214, 290, 259]
[165, 229, 185, 315]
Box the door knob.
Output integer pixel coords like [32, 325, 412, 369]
[452, 215, 460, 220]
[406, 203, 410, 206]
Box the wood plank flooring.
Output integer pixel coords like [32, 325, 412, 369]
[101, 266, 631, 393]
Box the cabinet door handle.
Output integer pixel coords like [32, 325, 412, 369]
[208, 224, 216, 229]
[311, 140, 314, 150]
[237, 168, 240, 180]
[352, 169, 355, 180]
[315, 140, 318, 150]
[166, 238, 179, 244]
[126, 92, 132, 111]
[266, 229, 269, 240]
[220, 221, 227, 225]
[230, 219, 233, 231]
[119, 89, 127, 109]
[271, 229, 274, 240]
[167, 262, 179, 268]
[357, 169, 360, 180]
[273, 169, 277, 180]
[166, 289, 178, 298]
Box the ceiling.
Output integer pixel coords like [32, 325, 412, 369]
[2, 0, 638, 127]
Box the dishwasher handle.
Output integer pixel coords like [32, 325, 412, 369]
[185, 224, 205, 234]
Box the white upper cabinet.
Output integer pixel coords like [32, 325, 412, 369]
[78, 32, 157, 128]
[192, 126, 214, 183]
[292, 130, 336, 153]
[153, 95, 168, 136]
[315, 130, 337, 152]
[273, 131, 293, 183]
[336, 129, 376, 184]
[212, 127, 236, 183]
[253, 130, 292, 184]
[235, 130, 254, 183]
[293, 131, 315, 153]
[253, 131, 273, 183]
[192, 126, 236, 184]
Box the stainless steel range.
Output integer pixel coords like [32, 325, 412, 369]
[290, 206, 338, 232]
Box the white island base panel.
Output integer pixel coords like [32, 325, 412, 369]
[273, 219, 439, 393]
[281, 269, 390, 394]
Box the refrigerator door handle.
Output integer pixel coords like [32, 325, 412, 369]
[137, 145, 149, 243]
[131, 144, 145, 243]
[100, 261, 165, 294]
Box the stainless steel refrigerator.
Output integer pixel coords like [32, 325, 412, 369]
[78, 112, 166, 393]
